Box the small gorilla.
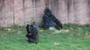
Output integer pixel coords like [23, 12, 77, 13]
[26, 22, 39, 44]
[43, 8, 63, 30]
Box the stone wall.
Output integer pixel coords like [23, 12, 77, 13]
[0, 0, 90, 27]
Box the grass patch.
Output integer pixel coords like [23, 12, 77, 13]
[0, 24, 90, 50]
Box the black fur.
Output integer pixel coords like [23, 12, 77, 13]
[26, 22, 39, 44]
[43, 14, 56, 29]
[43, 8, 63, 30]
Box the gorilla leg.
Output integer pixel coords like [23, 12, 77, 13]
[26, 32, 32, 38]
[28, 38, 35, 43]
[28, 38, 39, 44]
[43, 22, 49, 30]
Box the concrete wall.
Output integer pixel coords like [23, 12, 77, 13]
[0, 0, 90, 27]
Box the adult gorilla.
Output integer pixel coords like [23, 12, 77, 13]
[43, 8, 63, 30]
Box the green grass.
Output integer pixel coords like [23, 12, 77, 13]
[0, 24, 90, 50]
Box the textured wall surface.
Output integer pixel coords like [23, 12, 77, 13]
[0, 0, 90, 27]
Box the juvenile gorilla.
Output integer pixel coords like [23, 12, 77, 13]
[26, 22, 39, 44]
[43, 8, 63, 30]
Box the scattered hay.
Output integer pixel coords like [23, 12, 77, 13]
[17, 31, 22, 34]
[52, 43, 59, 46]
[53, 29, 69, 34]
[7, 28, 11, 31]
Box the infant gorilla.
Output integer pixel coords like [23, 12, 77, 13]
[26, 22, 39, 44]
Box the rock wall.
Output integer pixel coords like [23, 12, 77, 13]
[0, 0, 90, 27]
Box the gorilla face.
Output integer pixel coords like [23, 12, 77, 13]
[30, 25, 34, 30]
[30, 23, 37, 30]
[44, 8, 51, 16]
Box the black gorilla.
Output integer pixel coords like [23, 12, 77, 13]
[43, 14, 56, 29]
[26, 22, 39, 44]
[43, 8, 63, 30]
[45, 8, 63, 28]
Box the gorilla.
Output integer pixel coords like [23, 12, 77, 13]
[43, 8, 63, 30]
[26, 22, 39, 44]
[43, 14, 56, 30]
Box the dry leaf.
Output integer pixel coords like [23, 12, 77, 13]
[52, 43, 59, 46]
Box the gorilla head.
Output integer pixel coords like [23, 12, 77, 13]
[44, 8, 52, 16]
